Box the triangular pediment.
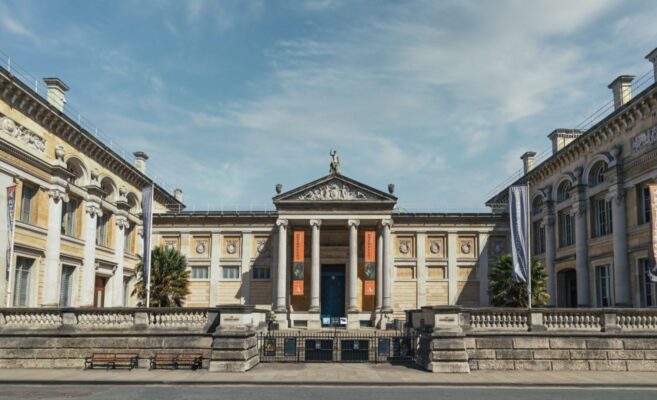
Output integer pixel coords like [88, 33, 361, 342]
[273, 173, 397, 205]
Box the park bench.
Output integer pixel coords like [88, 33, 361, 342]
[150, 353, 203, 370]
[84, 353, 138, 370]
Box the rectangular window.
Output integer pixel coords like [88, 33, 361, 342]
[96, 213, 108, 246]
[559, 211, 575, 247]
[639, 186, 651, 225]
[222, 266, 240, 280]
[13, 257, 34, 307]
[123, 279, 130, 307]
[596, 265, 612, 307]
[59, 265, 75, 307]
[19, 185, 36, 224]
[252, 266, 271, 280]
[191, 266, 209, 280]
[592, 197, 613, 237]
[533, 221, 545, 255]
[639, 259, 657, 307]
[60, 198, 78, 237]
[124, 226, 133, 254]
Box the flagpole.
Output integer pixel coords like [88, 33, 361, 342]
[527, 182, 532, 309]
[145, 183, 154, 308]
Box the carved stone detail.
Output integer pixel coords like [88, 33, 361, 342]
[195, 241, 207, 255]
[164, 240, 177, 251]
[297, 180, 375, 201]
[226, 239, 238, 255]
[85, 202, 103, 217]
[429, 241, 441, 255]
[0, 115, 46, 153]
[255, 239, 268, 255]
[399, 240, 411, 255]
[630, 124, 657, 153]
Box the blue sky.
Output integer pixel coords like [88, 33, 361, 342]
[1, 0, 656, 211]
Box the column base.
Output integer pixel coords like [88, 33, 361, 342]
[308, 305, 320, 313]
[273, 306, 288, 313]
[347, 311, 360, 330]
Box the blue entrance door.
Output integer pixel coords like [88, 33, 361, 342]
[321, 265, 345, 326]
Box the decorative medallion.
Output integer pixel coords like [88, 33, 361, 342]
[226, 240, 238, 255]
[460, 241, 472, 255]
[0, 115, 46, 153]
[492, 240, 505, 255]
[195, 241, 207, 254]
[297, 180, 374, 201]
[429, 241, 441, 255]
[399, 240, 411, 255]
[256, 239, 268, 255]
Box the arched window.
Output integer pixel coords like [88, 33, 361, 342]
[66, 158, 86, 186]
[532, 196, 543, 215]
[557, 180, 572, 203]
[589, 161, 607, 187]
[100, 177, 116, 201]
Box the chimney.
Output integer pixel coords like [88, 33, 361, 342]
[608, 75, 635, 110]
[133, 151, 149, 173]
[43, 77, 69, 112]
[646, 47, 657, 83]
[521, 151, 536, 174]
[548, 129, 585, 154]
[174, 188, 183, 202]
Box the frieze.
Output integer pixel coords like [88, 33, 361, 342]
[630, 124, 657, 153]
[297, 180, 375, 201]
[0, 114, 46, 153]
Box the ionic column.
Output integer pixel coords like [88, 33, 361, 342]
[275, 219, 288, 313]
[608, 187, 630, 306]
[571, 192, 590, 307]
[382, 219, 393, 312]
[347, 219, 360, 312]
[43, 187, 68, 306]
[375, 229, 383, 311]
[309, 219, 321, 312]
[112, 214, 129, 307]
[81, 201, 102, 306]
[543, 212, 557, 306]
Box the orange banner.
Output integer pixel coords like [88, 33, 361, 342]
[293, 231, 305, 262]
[364, 280, 375, 296]
[364, 231, 376, 262]
[293, 280, 304, 296]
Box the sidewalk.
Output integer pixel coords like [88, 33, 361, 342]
[0, 364, 656, 387]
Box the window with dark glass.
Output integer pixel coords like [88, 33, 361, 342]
[559, 211, 575, 247]
[639, 186, 651, 225]
[61, 198, 78, 237]
[96, 213, 109, 246]
[592, 197, 613, 237]
[533, 221, 545, 255]
[19, 184, 36, 224]
[639, 259, 657, 307]
[252, 266, 271, 280]
[13, 257, 34, 307]
[59, 265, 75, 307]
[596, 265, 611, 307]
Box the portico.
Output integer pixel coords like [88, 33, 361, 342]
[272, 169, 397, 329]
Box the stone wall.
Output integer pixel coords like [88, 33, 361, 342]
[409, 306, 657, 373]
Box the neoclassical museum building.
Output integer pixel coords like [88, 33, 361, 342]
[2, 46, 657, 328]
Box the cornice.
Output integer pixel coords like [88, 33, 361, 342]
[0, 67, 182, 209]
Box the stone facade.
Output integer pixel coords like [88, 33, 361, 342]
[0, 66, 182, 309]
[487, 46, 657, 309]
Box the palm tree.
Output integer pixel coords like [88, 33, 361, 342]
[133, 246, 190, 307]
[488, 254, 549, 307]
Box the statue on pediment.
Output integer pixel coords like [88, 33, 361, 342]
[329, 149, 340, 175]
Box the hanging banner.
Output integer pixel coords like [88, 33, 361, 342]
[648, 184, 657, 282]
[141, 185, 154, 307]
[509, 185, 530, 283]
[363, 230, 376, 296]
[292, 230, 304, 295]
[5, 185, 16, 282]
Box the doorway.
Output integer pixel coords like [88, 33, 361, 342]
[557, 269, 577, 307]
[94, 276, 107, 307]
[321, 264, 345, 326]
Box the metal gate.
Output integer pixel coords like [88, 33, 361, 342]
[258, 330, 417, 363]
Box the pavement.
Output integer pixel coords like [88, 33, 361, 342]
[0, 364, 657, 387]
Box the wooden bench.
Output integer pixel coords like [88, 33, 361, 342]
[150, 353, 203, 370]
[84, 353, 138, 370]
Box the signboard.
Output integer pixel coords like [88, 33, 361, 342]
[292, 230, 305, 295]
[363, 230, 376, 296]
[264, 338, 276, 356]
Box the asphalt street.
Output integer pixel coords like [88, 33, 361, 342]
[0, 385, 656, 400]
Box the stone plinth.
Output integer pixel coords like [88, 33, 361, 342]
[208, 328, 259, 372]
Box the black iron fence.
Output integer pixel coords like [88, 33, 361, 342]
[258, 330, 417, 363]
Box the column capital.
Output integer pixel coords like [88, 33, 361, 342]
[276, 218, 289, 228]
[85, 202, 103, 217]
[48, 187, 69, 203]
[570, 202, 586, 217]
[115, 215, 130, 230]
[347, 218, 360, 228]
[381, 219, 393, 228]
[309, 218, 322, 228]
[606, 186, 625, 205]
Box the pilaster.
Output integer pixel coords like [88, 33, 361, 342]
[477, 232, 489, 306]
[81, 201, 102, 306]
[240, 233, 252, 305]
[447, 233, 458, 306]
[274, 219, 288, 313]
[209, 233, 221, 307]
[43, 186, 68, 306]
[416, 233, 427, 308]
[112, 213, 129, 307]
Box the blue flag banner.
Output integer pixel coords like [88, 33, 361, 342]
[141, 185, 154, 305]
[509, 185, 529, 283]
[5, 185, 16, 282]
